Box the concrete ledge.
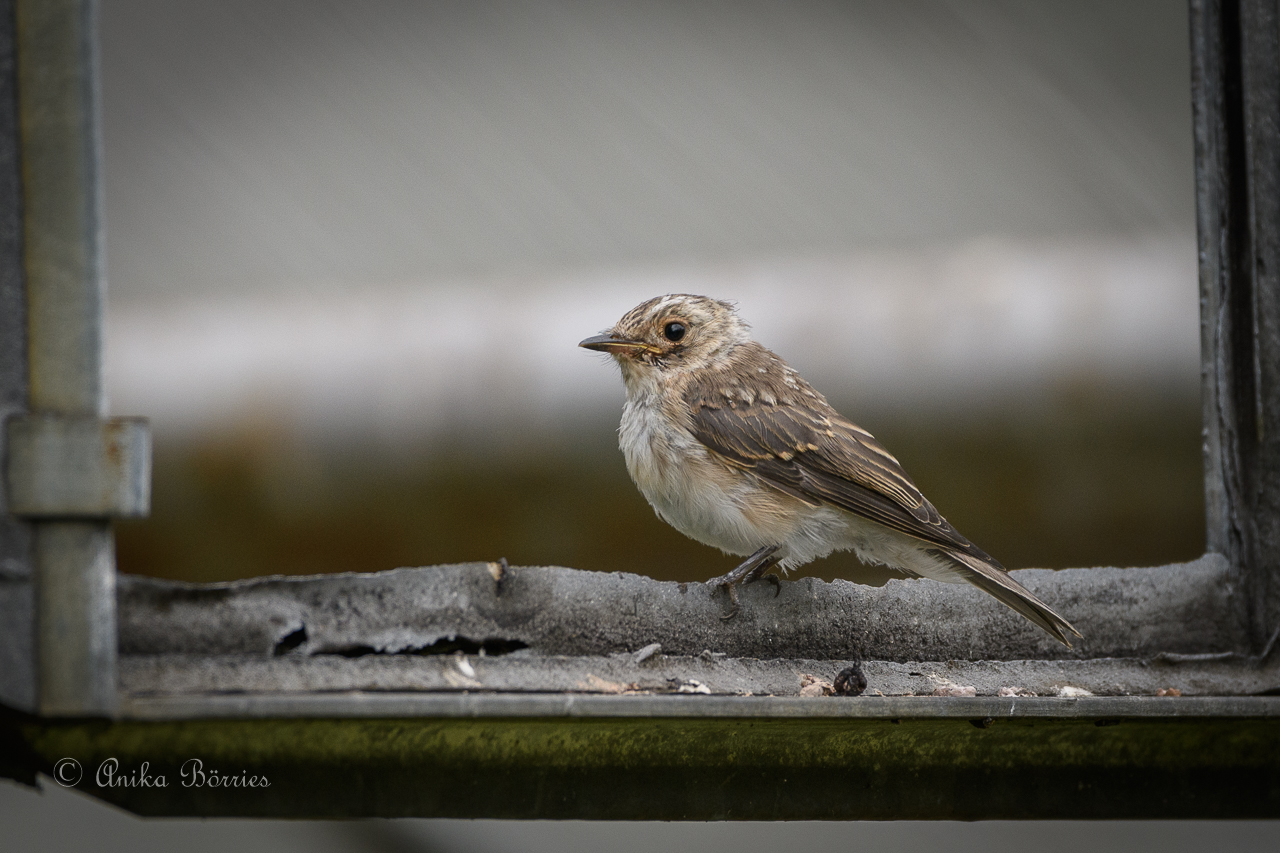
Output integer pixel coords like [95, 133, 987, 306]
[119, 553, 1243, 664]
[9, 556, 1276, 820]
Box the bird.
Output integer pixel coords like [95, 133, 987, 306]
[579, 293, 1081, 647]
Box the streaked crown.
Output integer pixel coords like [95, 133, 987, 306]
[613, 294, 749, 362]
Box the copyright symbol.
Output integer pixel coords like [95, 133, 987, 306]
[52, 758, 82, 787]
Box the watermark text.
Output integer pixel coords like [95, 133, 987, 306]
[51, 757, 270, 789]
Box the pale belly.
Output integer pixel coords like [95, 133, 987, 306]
[618, 400, 851, 568]
[616, 398, 969, 581]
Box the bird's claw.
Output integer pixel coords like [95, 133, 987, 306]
[706, 545, 781, 619]
[707, 573, 743, 619]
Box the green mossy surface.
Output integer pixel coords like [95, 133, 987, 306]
[14, 714, 1280, 819]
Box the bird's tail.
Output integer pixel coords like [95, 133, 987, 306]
[942, 550, 1082, 648]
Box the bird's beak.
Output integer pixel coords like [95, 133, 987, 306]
[578, 333, 660, 355]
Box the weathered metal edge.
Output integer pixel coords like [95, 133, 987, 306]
[117, 691, 1280, 721]
[5, 415, 151, 517]
[15, 0, 118, 717]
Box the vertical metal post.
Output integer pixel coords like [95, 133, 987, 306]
[0, 0, 35, 714]
[1191, 0, 1280, 652]
[14, 0, 115, 715]
[1191, 0, 1235, 561]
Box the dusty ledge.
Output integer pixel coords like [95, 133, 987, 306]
[120, 650, 1280, 700]
[121, 553, 1241, 663]
[111, 554, 1280, 702]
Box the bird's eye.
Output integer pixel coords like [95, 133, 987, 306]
[663, 321, 687, 342]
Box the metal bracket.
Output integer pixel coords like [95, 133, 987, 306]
[5, 415, 151, 518]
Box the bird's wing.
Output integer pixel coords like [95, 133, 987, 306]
[681, 346, 1082, 646]
[683, 368, 1000, 566]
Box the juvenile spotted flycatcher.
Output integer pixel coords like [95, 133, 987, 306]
[580, 294, 1080, 647]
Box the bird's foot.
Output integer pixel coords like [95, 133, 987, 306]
[757, 572, 782, 597]
[707, 545, 781, 619]
[741, 560, 783, 597]
[717, 581, 743, 621]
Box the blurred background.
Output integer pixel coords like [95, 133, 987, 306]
[101, 0, 1204, 586]
[4, 1, 1240, 849]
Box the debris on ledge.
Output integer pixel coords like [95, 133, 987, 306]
[117, 556, 1278, 698]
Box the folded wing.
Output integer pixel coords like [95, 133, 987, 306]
[682, 347, 1080, 646]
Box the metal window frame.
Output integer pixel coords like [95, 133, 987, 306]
[2, 0, 1279, 819]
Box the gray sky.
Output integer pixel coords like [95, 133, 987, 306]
[100, 0, 1195, 302]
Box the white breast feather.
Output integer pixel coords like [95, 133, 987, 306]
[619, 397, 767, 557]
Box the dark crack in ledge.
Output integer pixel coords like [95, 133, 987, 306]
[112, 555, 1280, 698]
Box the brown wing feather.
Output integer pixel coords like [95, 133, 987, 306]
[680, 342, 1081, 647]
[683, 345, 1001, 567]
[941, 549, 1081, 645]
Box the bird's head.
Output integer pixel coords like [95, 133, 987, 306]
[579, 294, 750, 390]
